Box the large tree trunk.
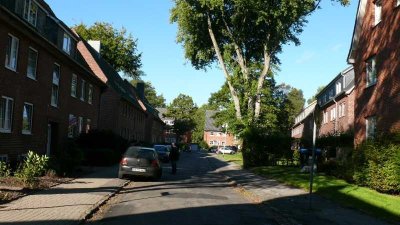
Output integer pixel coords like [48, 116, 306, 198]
[207, 15, 242, 120]
[254, 49, 271, 119]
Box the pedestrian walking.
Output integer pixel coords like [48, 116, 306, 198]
[169, 142, 180, 174]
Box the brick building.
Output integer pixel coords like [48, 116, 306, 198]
[348, 0, 400, 145]
[316, 66, 355, 136]
[78, 40, 151, 143]
[203, 110, 237, 147]
[291, 101, 316, 148]
[0, 0, 104, 163]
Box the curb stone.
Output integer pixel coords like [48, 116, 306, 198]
[78, 180, 130, 225]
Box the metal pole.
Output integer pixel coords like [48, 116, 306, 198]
[309, 116, 317, 209]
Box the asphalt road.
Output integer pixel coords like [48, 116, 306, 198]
[88, 151, 279, 225]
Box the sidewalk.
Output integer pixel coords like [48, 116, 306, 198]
[0, 166, 127, 225]
[208, 154, 393, 225]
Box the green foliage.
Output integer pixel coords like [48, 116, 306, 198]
[0, 161, 11, 177]
[73, 22, 142, 79]
[317, 131, 354, 148]
[167, 94, 197, 139]
[353, 142, 400, 194]
[50, 141, 84, 175]
[76, 130, 128, 166]
[15, 151, 49, 186]
[307, 85, 325, 104]
[130, 80, 166, 107]
[192, 105, 209, 143]
[198, 140, 209, 150]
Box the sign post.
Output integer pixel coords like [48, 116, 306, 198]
[309, 114, 317, 209]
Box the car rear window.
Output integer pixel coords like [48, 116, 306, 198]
[154, 145, 167, 152]
[125, 147, 155, 159]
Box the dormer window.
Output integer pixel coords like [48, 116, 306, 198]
[336, 82, 342, 94]
[63, 33, 72, 55]
[23, 0, 38, 27]
[374, 0, 382, 26]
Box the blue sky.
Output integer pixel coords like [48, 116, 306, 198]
[46, 0, 358, 106]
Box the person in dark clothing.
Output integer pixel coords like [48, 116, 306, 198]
[169, 143, 180, 174]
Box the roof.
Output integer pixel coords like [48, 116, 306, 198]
[204, 110, 222, 132]
[156, 108, 174, 121]
[347, 0, 367, 63]
[293, 101, 317, 127]
[78, 40, 142, 109]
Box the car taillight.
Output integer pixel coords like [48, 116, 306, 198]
[120, 158, 128, 166]
[151, 159, 159, 168]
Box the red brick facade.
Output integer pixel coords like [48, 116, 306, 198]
[348, 0, 400, 145]
[0, 1, 103, 163]
[203, 131, 236, 147]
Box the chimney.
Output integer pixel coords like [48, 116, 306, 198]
[88, 40, 101, 55]
[136, 82, 145, 100]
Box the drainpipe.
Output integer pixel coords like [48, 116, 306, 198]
[333, 98, 338, 135]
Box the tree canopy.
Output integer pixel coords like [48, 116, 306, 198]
[167, 94, 197, 139]
[74, 22, 143, 79]
[307, 85, 325, 104]
[171, 0, 348, 128]
[130, 80, 166, 107]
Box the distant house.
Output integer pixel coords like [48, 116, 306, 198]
[291, 101, 317, 148]
[156, 107, 192, 144]
[203, 110, 237, 147]
[0, 0, 104, 163]
[347, 0, 400, 145]
[78, 40, 160, 143]
[316, 66, 355, 136]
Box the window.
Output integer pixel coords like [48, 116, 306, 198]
[323, 111, 328, 124]
[366, 116, 377, 140]
[22, 103, 33, 134]
[366, 57, 377, 86]
[0, 97, 13, 132]
[374, 1, 382, 25]
[78, 117, 83, 134]
[330, 108, 336, 121]
[5, 35, 19, 71]
[339, 103, 346, 118]
[51, 64, 60, 107]
[27, 47, 38, 80]
[397, 0, 400, 7]
[63, 33, 72, 55]
[88, 84, 93, 104]
[210, 131, 214, 136]
[80, 79, 86, 101]
[68, 114, 77, 138]
[23, 0, 38, 26]
[85, 119, 91, 133]
[0, 155, 8, 162]
[71, 74, 77, 97]
[336, 82, 341, 94]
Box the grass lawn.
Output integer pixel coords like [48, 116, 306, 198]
[215, 154, 400, 222]
[217, 152, 243, 167]
[251, 166, 400, 223]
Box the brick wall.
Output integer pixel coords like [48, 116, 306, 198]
[203, 130, 235, 147]
[353, 1, 400, 145]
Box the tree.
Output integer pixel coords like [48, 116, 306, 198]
[171, 0, 348, 128]
[131, 80, 166, 107]
[74, 22, 142, 79]
[192, 105, 209, 143]
[167, 94, 197, 141]
[307, 85, 325, 104]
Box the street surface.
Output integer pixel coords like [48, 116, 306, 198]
[88, 151, 279, 225]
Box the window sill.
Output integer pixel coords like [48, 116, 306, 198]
[27, 75, 37, 81]
[373, 21, 381, 28]
[0, 130, 12, 134]
[50, 104, 58, 108]
[5, 66, 17, 72]
[22, 131, 32, 135]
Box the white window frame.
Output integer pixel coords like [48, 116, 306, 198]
[374, 0, 382, 26]
[63, 33, 72, 55]
[85, 118, 91, 133]
[210, 131, 214, 136]
[336, 82, 341, 94]
[397, 0, 400, 7]
[366, 116, 377, 140]
[22, 102, 33, 135]
[23, 0, 38, 26]
[71, 74, 77, 97]
[51, 63, 60, 107]
[27, 47, 38, 80]
[5, 34, 19, 71]
[366, 57, 377, 87]
[88, 84, 93, 104]
[68, 114, 77, 138]
[0, 96, 13, 133]
[78, 116, 83, 134]
[80, 79, 86, 101]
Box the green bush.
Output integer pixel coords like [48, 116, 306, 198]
[82, 148, 120, 166]
[0, 161, 11, 177]
[199, 140, 209, 150]
[50, 141, 84, 176]
[15, 151, 49, 186]
[353, 142, 400, 194]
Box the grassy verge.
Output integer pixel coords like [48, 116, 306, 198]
[215, 152, 400, 222]
[216, 152, 243, 167]
[251, 166, 400, 223]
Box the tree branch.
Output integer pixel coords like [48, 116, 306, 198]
[207, 14, 242, 120]
[254, 46, 271, 119]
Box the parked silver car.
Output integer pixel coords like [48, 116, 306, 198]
[118, 146, 162, 179]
